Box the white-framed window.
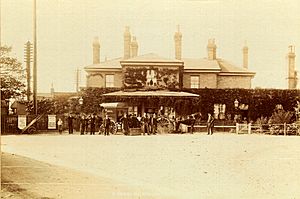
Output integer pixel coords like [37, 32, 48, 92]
[214, 104, 226, 119]
[190, 76, 199, 88]
[105, 74, 114, 87]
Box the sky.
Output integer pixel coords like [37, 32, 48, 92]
[1, 0, 300, 92]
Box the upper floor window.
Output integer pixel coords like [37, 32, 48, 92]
[105, 74, 114, 87]
[190, 76, 199, 88]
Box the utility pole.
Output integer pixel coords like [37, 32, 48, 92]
[33, 0, 37, 114]
[76, 68, 80, 93]
[24, 41, 33, 101]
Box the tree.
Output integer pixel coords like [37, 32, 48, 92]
[0, 46, 26, 100]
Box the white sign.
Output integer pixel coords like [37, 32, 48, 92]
[18, 115, 27, 130]
[48, 115, 56, 129]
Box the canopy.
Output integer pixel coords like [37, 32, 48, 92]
[103, 90, 199, 97]
[100, 102, 127, 109]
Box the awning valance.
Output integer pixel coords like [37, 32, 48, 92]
[100, 102, 127, 109]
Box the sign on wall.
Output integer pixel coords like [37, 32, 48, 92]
[48, 115, 56, 129]
[18, 115, 27, 130]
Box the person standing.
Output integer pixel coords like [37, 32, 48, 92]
[149, 113, 158, 135]
[80, 115, 86, 135]
[142, 113, 150, 135]
[121, 114, 129, 135]
[67, 114, 73, 134]
[90, 114, 96, 135]
[207, 113, 215, 135]
[104, 115, 110, 136]
[57, 118, 63, 134]
[96, 115, 103, 134]
[190, 115, 196, 134]
[85, 115, 89, 134]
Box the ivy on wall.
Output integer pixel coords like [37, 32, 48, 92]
[80, 87, 299, 121]
[123, 66, 180, 89]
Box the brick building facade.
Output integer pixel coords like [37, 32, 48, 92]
[84, 27, 255, 90]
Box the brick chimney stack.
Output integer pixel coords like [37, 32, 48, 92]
[93, 37, 100, 64]
[130, 36, 138, 58]
[207, 39, 217, 60]
[288, 45, 297, 89]
[124, 26, 131, 59]
[174, 25, 182, 60]
[243, 41, 248, 69]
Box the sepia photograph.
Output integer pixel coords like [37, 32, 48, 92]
[1, 0, 300, 198]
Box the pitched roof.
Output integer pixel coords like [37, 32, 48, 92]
[182, 58, 220, 70]
[217, 59, 255, 75]
[84, 54, 255, 75]
[85, 57, 123, 69]
[183, 57, 255, 75]
[122, 53, 182, 63]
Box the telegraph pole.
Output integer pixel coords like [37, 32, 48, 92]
[76, 68, 80, 93]
[33, 0, 37, 114]
[24, 41, 33, 101]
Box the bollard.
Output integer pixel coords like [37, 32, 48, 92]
[248, 123, 251, 134]
[236, 123, 239, 134]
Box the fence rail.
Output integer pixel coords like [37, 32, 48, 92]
[1, 115, 300, 136]
[236, 123, 300, 136]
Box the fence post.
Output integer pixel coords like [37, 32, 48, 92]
[248, 123, 251, 134]
[236, 123, 239, 134]
[284, 123, 287, 136]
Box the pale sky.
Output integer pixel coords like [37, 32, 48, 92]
[1, 0, 300, 92]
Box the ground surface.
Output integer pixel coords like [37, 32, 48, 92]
[1, 132, 300, 199]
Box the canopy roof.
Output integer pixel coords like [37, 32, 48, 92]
[100, 102, 127, 109]
[103, 90, 199, 97]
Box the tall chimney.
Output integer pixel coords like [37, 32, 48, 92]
[288, 45, 297, 89]
[174, 25, 182, 60]
[207, 39, 217, 60]
[130, 36, 138, 57]
[93, 37, 100, 64]
[243, 41, 248, 69]
[124, 26, 131, 59]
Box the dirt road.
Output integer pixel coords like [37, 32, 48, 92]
[2, 133, 300, 198]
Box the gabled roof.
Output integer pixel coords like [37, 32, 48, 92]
[85, 57, 123, 70]
[84, 54, 255, 76]
[183, 57, 255, 76]
[217, 59, 255, 75]
[122, 53, 183, 63]
[183, 58, 220, 71]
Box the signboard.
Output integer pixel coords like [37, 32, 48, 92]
[48, 115, 56, 129]
[18, 115, 27, 130]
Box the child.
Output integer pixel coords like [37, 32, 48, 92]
[57, 118, 63, 134]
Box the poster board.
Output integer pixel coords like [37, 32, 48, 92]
[48, 115, 56, 129]
[18, 115, 27, 130]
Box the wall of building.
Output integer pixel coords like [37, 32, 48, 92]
[217, 75, 252, 88]
[86, 71, 123, 88]
[183, 73, 217, 88]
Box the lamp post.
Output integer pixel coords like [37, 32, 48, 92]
[79, 97, 83, 114]
[234, 99, 239, 123]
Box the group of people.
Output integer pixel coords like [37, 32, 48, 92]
[59, 111, 215, 135]
[65, 114, 105, 135]
[120, 113, 158, 135]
